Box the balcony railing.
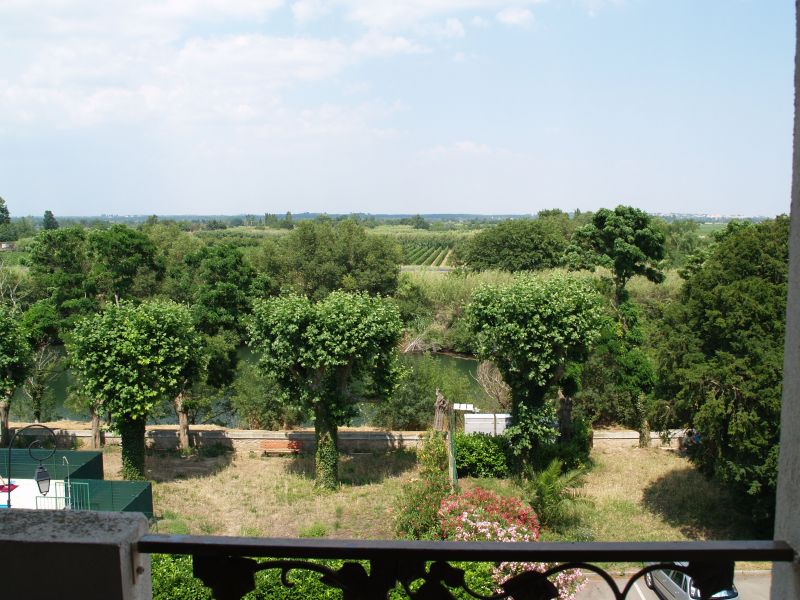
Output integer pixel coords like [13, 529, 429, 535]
[137, 534, 796, 600]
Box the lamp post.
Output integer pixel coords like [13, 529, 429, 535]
[5, 423, 56, 509]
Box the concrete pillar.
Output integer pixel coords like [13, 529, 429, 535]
[0, 509, 151, 600]
[771, 2, 800, 597]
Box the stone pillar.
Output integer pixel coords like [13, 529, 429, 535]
[0, 510, 151, 600]
[771, 2, 800, 596]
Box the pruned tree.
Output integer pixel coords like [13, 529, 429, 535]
[69, 300, 203, 479]
[466, 275, 603, 461]
[249, 291, 402, 489]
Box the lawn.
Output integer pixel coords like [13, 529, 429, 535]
[103, 444, 756, 544]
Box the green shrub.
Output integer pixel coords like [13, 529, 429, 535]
[454, 433, 510, 478]
[152, 554, 355, 599]
[394, 432, 452, 539]
[522, 459, 591, 533]
[152, 555, 212, 600]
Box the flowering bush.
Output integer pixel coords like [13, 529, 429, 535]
[438, 488, 584, 600]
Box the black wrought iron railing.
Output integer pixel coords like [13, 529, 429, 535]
[137, 535, 795, 600]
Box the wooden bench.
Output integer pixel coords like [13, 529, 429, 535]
[258, 439, 304, 455]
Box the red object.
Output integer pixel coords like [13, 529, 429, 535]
[0, 484, 17, 493]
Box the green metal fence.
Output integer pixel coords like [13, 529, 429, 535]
[0, 449, 104, 481]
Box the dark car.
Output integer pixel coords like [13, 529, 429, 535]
[644, 563, 738, 599]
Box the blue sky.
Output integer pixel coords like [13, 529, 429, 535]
[0, 0, 794, 217]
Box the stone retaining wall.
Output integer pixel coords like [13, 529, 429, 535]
[14, 425, 685, 453]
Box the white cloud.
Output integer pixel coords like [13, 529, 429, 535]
[343, 0, 540, 31]
[351, 32, 427, 57]
[496, 7, 533, 27]
[290, 0, 330, 23]
[471, 15, 489, 27]
[421, 140, 503, 160]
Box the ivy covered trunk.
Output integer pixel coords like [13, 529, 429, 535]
[90, 405, 101, 449]
[0, 398, 9, 447]
[314, 402, 338, 490]
[119, 416, 147, 480]
[175, 391, 190, 450]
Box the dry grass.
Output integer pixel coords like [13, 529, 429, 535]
[582, 446, 756, 542]
[104, 447, 415, 539]
[102, 443, 758, 556]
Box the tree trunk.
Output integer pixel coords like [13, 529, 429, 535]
[314, 402, 338, 490]
[175, 391, 190, 451]
[557, 388, 574, 443]
[0, 398, 9, 447]
[639, 418, 651, 448]
[119, 416, 147, 480]
[90, 405, 101, 449]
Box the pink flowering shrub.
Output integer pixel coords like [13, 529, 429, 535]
[438, 488, 584, 600]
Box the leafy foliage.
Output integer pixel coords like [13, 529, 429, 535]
[249, 291, 402, 488]
[87, 224, 163, 302]
[454, 433, 510, 478]
[42, 210, 59, 230]
[68, 300, 203, 478]
[463, 217, 569, 272]
[466, 275, 603, 460]
[279, 219, 402, 299]
[28, 227, 96, 331]
[653, 217, 789, 524]
[522, 459, 591, 532]
[0, 305, 31, 444]
[394, 431, 451, 539]
[566, 205, 665, 304]
[372, 354, 475, 430]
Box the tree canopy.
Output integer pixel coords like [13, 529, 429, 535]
[280, 219, 402, 299]
[467, 275, 603, 459]
[655, 217, 789, 525]
[42, 210, 59, 230]
[249, 291, 402, 488]
[0, 305, 31, 444]
[567, 205, 665, 304]
[69, 300, 203, 479]
[87, 224, 163, 303]
[463, 218, 569, 272]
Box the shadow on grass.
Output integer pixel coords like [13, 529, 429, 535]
[285, 450, 417, 485]
[641, 464, 760, 540]
[145, 447, 234, 483]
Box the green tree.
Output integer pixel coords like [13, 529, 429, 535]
[249, 291, 402, 489]
[566, 205, 665, 305]
[464, 218, 569, 272]
[28, 227, 95, 331]
[183, 244, 255, 336]
[0, 305, 31, 445]
[69, 300, 202, 479]
[0, 196, 10, 225]
[280, 219, 402, 299]
[87, 224, 163, 303]
[42, 210, 59, 230]
[20, 300, 62, 423]
[577, 301, 655, 441]
[654, 217, 789, 525]
[372, 354, 475, 430]
[466, 275, 603, 462]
